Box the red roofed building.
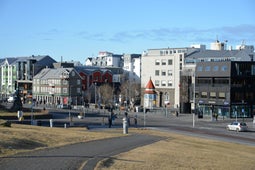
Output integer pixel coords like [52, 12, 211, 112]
[144, 78, 156, 109]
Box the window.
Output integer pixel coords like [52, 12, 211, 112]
[155, 59, 160, 65]
[205, 66, 210, 71]
[168, 59, 173, 65]
[219, 92, 226, 99]
[168, 80, 172, 86]
[161, 70, 166, 76]
[161, 80, 166, 86]
[155, 70, 160, 76]
[63, 88, 68, 94]
[197, 66, 203, 71]
[77, 79, 81, 85]
[168, 70, 172, 76]
[77, 88, 81, 93]
[213, 66, 219, 71]
[210, 92, 216, 98]
[201, 92, 207, 98]
[221, 65, 228, 71]
[161, 59, 166, 65]
[155, 80, 160, 86]
[251, 65, 255, 75]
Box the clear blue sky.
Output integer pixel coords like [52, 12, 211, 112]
[0, 0, 254, 62]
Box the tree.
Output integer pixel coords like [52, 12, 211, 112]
[98, 83, 113, 107]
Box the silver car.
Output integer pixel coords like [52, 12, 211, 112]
[226, 122, 248, 132]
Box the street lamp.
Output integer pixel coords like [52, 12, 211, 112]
[192, 67, 196, 128]
[94, 82, 97, 106]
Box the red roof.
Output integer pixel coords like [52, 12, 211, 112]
[144, 78, 156, 94]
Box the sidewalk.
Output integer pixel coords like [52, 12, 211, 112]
[0, 133, 165, 170]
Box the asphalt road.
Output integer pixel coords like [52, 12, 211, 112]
[0, 134, 164, 170]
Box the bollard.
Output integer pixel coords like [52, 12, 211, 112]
[123, 117, 128, 134]
[50, 119, 53, 128]
[64, 123, 67, 128]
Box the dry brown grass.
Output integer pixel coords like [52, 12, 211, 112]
[96, 130, 255, 170]
[0, 123, 123, 157]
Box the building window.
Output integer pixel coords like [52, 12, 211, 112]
[155, 80, 160, 86]
[77, 87, 81, 93]
[63, 88, 68, 94]
[155, 70, 160, 76]
[168, 80, 172, 86]
[161, 80, 166, 86]
[251, 65, 255, 75]
[197, 66, 203, 71]
[161, 70, 166, 76]
[213, 66, 219, 71]
[221, 65, 228, 71]
[161, 59, 166, 65]
[219, 92, 226, 99]
[205, 66, 210, 71]
[77, 79, 81, 85]
[168, 70, 172, 76]
[168, 59, 173, 65]
[155, 59, 160, 65]
[201, 92, 207, 98]
[210, 92, 216, 98]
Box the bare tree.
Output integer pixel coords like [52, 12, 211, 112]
[98, 83, 113, 106]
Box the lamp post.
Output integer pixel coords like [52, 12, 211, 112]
[69, 85, 72, 123]
[192, 67, 196, 128]
[94, 82, 97, 106]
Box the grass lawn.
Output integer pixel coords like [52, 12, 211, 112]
[1, 118, 254, 170]
[0, 122, 123, 157]
[95, 130, 255, 170]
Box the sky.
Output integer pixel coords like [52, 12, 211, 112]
[0, 0, 255, 63]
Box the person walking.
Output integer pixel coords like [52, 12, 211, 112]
[108, 111, 114, 128]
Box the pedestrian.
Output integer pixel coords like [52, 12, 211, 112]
[134, 115, 137, 127]
[215, 113, 218, 121]
[108, 112, 113, 128]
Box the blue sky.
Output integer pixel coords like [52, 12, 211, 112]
[0, 0, 255, 62]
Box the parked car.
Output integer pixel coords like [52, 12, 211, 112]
[7, 96, 14, 103]
[60, 104, 71, 109]
[226, 122, 248, 132]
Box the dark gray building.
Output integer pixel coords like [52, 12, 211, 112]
[195, 61, 255, 118]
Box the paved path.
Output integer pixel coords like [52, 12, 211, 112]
[0, 133, 164, 170]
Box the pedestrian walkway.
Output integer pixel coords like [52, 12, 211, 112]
[0, 133, 165, 170]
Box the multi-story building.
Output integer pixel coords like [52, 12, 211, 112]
[0, 58, 17, 99]
[123, 54, 141, 84]
[91, 51, 123, 67]
[33, 67, 83, 106]
[141, 47, 200, 109]
[195, 61, 255, 118]
[141, 40, 255, 113]
[33, 63, 115, 106]
[0, 55, 56, 101]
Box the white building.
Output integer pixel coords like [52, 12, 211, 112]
[123, 54, 141, 84]
[91, 51, 123, 67]
[141, 47, 200, 108]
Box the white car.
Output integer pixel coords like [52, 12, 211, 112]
[7, 96, 14, 102]
[226, 122, 248, 132]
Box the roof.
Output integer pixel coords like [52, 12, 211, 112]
[186, 49, 253, 61]
[144, 78, 156, 94]
[33, 68, 74, 80]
